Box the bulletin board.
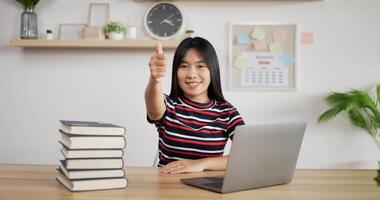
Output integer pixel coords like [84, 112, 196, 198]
[229, 23, 297, 91]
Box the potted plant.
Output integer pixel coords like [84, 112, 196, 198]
[105, 21, 126, 40]
[16, 0, 40, 39]
[184, 29, 195, 38]
[46, 29, 53, 40]
[318, 83, 380, 185]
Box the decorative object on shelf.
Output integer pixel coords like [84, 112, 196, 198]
[46, 29, 53, 40]
[229, 23, 297, 91]
[16, 0, 40, 39]
[318, 83, 380, 185]
[83, 3, 110, 40]
[83, 27, 106, 40]
[126, 21, 137, 39]
[183, 29, 194, 38]
[144, 2, 184, 40]
[58, 24, 86, 40]
[105, 21, 126, 40]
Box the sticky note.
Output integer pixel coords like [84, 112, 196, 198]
[251, 27, 266, 41]
[233, 55, 248, 70]
[253, 40, 268, 51]
[273, 29, 287, 43]
[279, 53, 295, 67]
[236, 32, 251, 45]
[269, 42, 283, 54]
[301, 32, 314, 45]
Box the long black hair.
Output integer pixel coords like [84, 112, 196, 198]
[169, 37, 226, 102]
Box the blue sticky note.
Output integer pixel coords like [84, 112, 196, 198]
[280, 53, 295, 67]
[236, 32, 251, 45]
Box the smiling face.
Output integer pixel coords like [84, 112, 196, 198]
[177, 48, 211, 103]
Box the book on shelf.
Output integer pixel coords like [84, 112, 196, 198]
[59, 161, 125, 179]
[62, 158, 124, 170]
[60, 120, 126, 136]
[59, 130, 126, 149]
[56, 168, 128, 192]
[60, 145, 124, 159]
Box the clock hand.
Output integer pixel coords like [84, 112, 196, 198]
[160, 13, 177, 24]
[163, 19, 175, 27]
[166, 20, 175, 27]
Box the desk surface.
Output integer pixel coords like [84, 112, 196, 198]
[0, 164, 379, 200]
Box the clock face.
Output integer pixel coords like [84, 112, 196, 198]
[145, 3, 183, 39]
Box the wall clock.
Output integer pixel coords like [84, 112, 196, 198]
[144, 2, 184, 40]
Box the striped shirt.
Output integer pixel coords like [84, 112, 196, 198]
[147, 95, 245, 167]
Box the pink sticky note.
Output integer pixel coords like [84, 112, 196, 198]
[273, 30, 287, 43]
[301, 32, 314, 45]
[253, 40, 268, 51]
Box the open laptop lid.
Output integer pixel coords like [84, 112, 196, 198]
[221, 122, 306, 193]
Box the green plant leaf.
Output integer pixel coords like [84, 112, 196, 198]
[376, 83, 380, 106]
[318, 107, 344, 123]
[375, 170, 380, 186]
[318, 85, 380, 138]
[325, 92, 351, 107]
[16, 0, 39, 8]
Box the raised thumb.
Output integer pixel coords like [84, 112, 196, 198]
[155, 41, 163, 54]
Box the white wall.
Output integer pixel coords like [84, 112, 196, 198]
[1, 0, 379, 169]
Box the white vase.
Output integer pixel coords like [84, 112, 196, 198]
[126, 26, 136, 39]
[109, 32, 124, 40]
[126, 22, 137, 39]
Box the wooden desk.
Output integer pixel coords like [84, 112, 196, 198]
[0, 164, 379, 200]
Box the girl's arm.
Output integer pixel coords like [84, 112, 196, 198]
[160, 156, 229, 174]
[145, 42, 167, 120]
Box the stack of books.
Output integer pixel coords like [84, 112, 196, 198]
[56, 120, 128, 192]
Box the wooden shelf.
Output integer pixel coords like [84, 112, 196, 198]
[9, 39, 180, 49]
[133, 0, 321, 1]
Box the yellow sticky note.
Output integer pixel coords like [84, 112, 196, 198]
[269, 42, 283, 54]
[251, 27, 266, 41]
[233, 55, 248, 70]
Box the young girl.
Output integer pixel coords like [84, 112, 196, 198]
[145, 37, 245, 174]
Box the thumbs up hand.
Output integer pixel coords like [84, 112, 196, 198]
[149, 42, 166, 83]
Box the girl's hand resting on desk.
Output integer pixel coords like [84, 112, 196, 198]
[149, 42, 166, 82]
[160, 159, 207, 174]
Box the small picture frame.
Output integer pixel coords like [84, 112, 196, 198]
[58, 23, 86, 40]
[87, 3, 110, 27]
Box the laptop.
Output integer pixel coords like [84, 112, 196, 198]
[180, 122, 306, 193]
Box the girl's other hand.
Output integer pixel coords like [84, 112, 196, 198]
[160, 159, 207, 174]
[149, 42, 166, 83]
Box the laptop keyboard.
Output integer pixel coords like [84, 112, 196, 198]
[203, 181, 223, 189]
[203, 176, 224, 182]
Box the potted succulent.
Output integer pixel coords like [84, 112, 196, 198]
[318, 83, 380, 185]
[105, 21, 127, 40]
[46, 29, 53, 40]
[16, 0, 40, 39]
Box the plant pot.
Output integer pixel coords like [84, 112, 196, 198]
[46, 33, 53, 40]
[108, 32, 124, 40]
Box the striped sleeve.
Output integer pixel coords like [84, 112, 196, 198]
[226, 107, 245, 139]
[146, 94, 172, 126]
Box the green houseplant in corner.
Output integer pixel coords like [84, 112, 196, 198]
[318, 84, 380, 186]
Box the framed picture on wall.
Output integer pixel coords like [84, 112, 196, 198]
[228, 23, 298, 91]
